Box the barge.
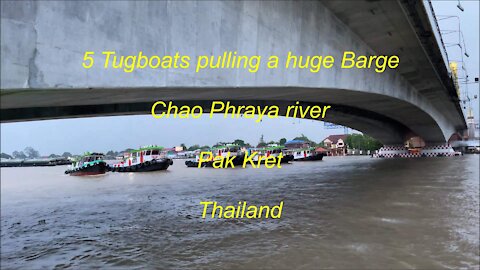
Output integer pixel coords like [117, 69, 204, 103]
[1, 157, 72, 167]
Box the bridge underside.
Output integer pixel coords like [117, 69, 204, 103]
[0, 0, 466, 146]
[1, 87, 447, 145]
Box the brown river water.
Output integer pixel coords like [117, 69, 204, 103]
[1, 155, 479, 269]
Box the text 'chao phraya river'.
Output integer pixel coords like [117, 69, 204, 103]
[1, 155, 479, 269]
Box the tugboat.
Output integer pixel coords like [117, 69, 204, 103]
[185, 144, 245, 168]
[111, 146, 173, 172]
[285, 147, 324, 161]
[65, 153, 109, 176]
[284, 140, 324, 161]
[185, 152, 214, 167]
[251, 145, 294, 164]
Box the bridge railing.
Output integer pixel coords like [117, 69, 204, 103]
[423, 0, 451, 75]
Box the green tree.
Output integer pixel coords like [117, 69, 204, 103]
[293, 134, 316, 146]
[62, 152, 73, 158]
[346, 134, 382, 151]
[233, 139, 246, 146]
[365, 135, 383, 151]
[212, 142, 225, 148]
[24, 147, 40, 158]
[279, 138, 287, 145]
[105, 150, 118, 158]
[48, 153, 60, 158]
[187, 144, 200, 151]
[12, 151, 27, 159]
[1, 153, 12, 159]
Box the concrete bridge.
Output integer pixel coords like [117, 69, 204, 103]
[0, 0, 466, 145]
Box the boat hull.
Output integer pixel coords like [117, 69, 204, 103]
[112, 158, 173, 172]
[255, 154, 294, 164]
[294, 153, 324, 161]
[65, 162, 108, 176]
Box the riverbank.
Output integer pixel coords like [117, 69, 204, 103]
[0, 157, 71, 167]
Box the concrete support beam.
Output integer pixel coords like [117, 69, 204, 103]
[0, 0, 466, 144]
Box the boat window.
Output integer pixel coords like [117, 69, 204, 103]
[152, 150, 159, 155]
[146, 150, 151, 155]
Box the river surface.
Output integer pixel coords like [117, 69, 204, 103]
[1, 155, 479, 269]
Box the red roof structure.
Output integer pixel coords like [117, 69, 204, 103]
[315, 147, 328, 152]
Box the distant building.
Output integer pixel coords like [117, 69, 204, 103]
[405, 137, 425, 148]
[315, 147, 328, 153]
[174, 146, 185, 152]
[163, 148, 177, 158]
[464, 109, 480, 153]
[323, 134, 348, 156]
[466, 109, 479, 140]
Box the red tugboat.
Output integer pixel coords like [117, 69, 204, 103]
[65, 153, 109, 176]
[111, 146, 173, 172]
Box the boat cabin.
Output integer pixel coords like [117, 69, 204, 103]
[255, 146, 284, 157]
[76, 153, 104, 167]
[212, 144, 242, 157]
[121, 146, 165, 167]
[284, 147, 316, 160]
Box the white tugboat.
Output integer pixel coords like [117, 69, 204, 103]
[284, 140, 324, 161]
[185, 144, 245, 167]
[111, 146, 173, 172]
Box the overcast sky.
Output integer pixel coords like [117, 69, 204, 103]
[1, 1, 478, 156]
[1, 115, 349, 155]
[433, 0, 479, 118]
